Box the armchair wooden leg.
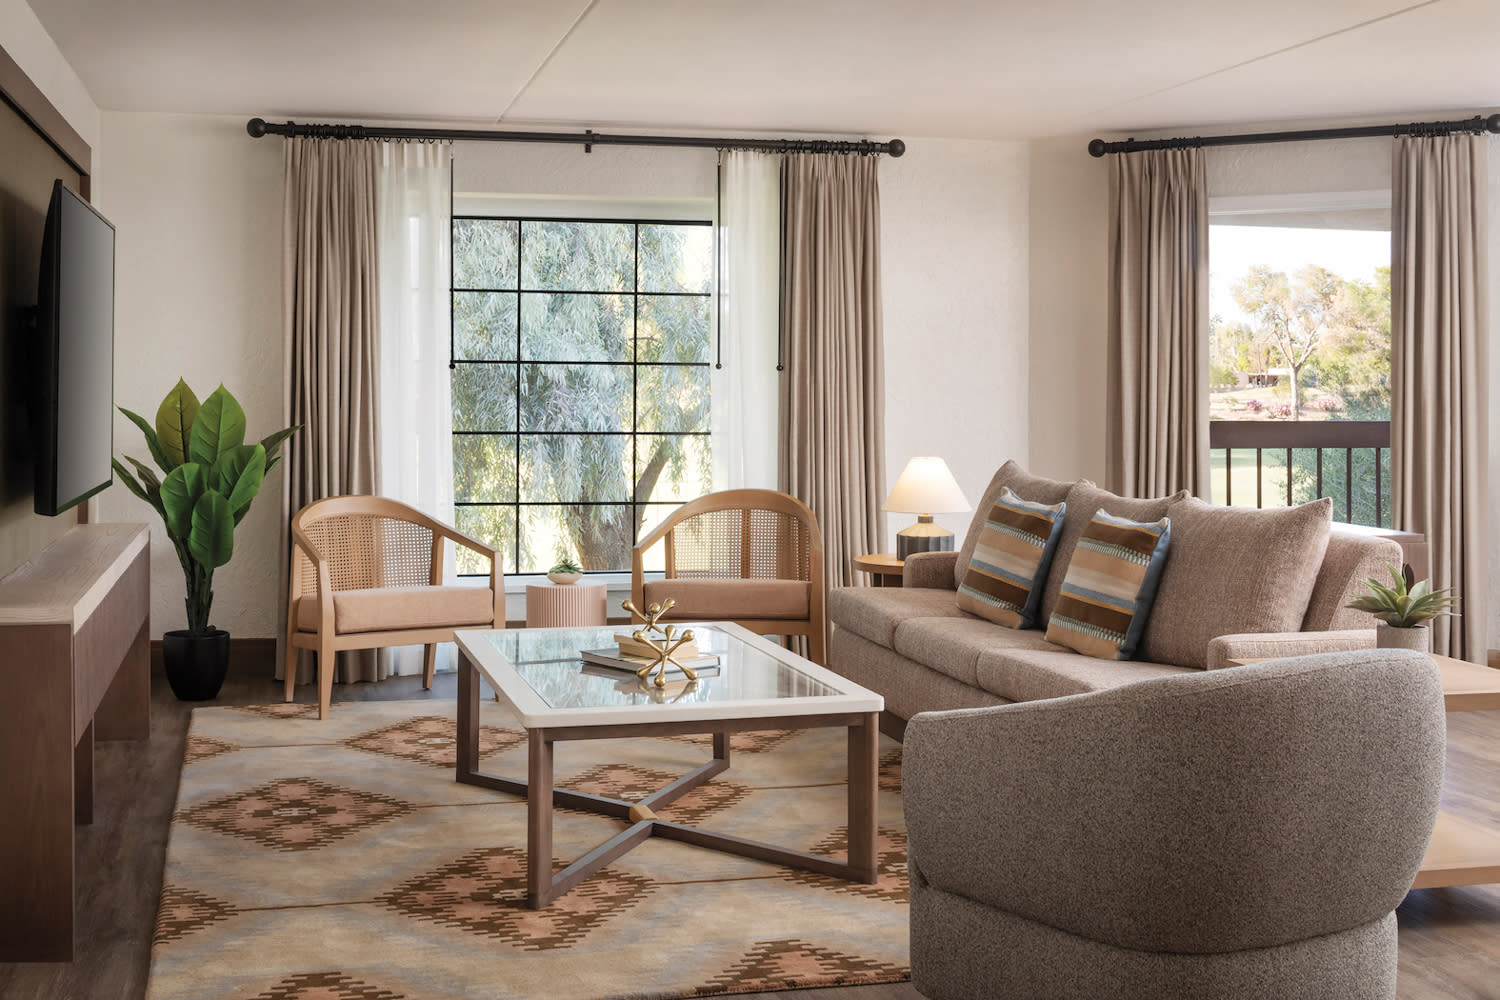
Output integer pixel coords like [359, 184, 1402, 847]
[317, 637, 336, 721]
[422, 644, 437, 690]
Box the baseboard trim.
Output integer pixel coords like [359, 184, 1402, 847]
[151, 637, 277, 678]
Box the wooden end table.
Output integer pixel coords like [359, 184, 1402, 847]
[853, 552, 904, 588]
[454, 622, 883, 909]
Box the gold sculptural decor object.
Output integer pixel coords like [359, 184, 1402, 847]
[620, 598, 699, 687]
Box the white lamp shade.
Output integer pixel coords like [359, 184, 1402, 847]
[883, 457, 972, 514]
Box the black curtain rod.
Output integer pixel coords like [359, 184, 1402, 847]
[247, 117, 905, 157]
[1087, 112, 1500, 157]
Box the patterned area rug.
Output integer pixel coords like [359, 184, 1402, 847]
[147, 700, 910, 1000]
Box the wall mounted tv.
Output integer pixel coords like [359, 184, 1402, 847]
[34, 179, 115, 517]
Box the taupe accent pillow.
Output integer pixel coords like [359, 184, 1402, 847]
[955, 461, 1073, 589]
[1038, 481, 1188, 627]
[1139, 497, 1333, 668]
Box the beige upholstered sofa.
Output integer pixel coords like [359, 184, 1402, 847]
[828, 461, 1402, 732]
[902, 649, 1446, 999]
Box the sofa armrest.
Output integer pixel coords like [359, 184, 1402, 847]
[1206, 630, 1376, 670]
[903, 551, 958, 589]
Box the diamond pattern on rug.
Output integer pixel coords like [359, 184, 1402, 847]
[688, 938, 909, 996]
[380, 845, 652, 951]
[184, 735, 237, 765]
[564, 762, 748, 824]
[783, 826, 909, 904]
[236, 703, 319, 720]
[153, 886, 235, 944]
[343, 715, 525, 768]
[879, 747, 902, 793]
[665, 730, 797, 754]
[245, 971, 407, 1000]
[180, 777, 411, 852]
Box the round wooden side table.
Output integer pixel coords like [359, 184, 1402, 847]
[852, 552, 904, 588]
[525, 580, 608, 627]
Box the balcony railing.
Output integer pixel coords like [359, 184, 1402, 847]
[1209, 420, 1391, 527]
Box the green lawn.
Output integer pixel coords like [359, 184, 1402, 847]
[1210, 449, 1291, 508]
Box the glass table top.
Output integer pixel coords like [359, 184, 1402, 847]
[473, 625, 844, 712]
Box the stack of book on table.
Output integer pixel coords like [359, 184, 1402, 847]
[580, 631, 722, 679]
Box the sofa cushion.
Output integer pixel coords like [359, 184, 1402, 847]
[955, 461, 1074, 589]
[1038, 481, 1186, 626]
[1139, 496, 1333, 668]
[1301, 526, 1404, 631]
[975, 644, 1196, 703]
[893, 616, 1056, 688]
[828, 586, 971, 649]
[956, 488, 1066, 629]
[645, 578, 809, 621]
[297, 585, 495, 634]
[1045, 509, 1172, 660]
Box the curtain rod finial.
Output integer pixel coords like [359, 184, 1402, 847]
[1087, 138, 1107, 157]
[246, 117, 267, 138]
[888, 139, 906, 157]
[1486, 113, 1500, 135]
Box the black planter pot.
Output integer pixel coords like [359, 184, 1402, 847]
[163, 629, 230, 701]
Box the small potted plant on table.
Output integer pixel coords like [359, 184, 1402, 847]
[114, 379, 298, 700]
[548, 555, 582, 585]
[1345, 565, 1458, 653]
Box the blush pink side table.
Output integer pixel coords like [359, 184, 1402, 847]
[524, 580, 608, 628]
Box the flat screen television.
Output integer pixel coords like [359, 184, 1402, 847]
[34, 179, 115, 517]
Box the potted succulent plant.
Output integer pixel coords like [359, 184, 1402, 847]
[114, 379, 298, 700]
[1345, 565, 1458, 653]
[547, 555, 583, 585]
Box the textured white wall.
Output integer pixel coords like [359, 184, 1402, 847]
[91, 112, 284, 637]
[879, 138, 1031, 549]
[1026, 135, 1111, 485]
[0, 0, 99, 164]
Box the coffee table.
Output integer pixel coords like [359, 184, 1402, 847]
[453, 622, 884, 909]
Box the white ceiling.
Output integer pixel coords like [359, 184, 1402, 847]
[24, 0, 1500, 140]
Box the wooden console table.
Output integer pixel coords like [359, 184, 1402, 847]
[0, 524, 151, 961]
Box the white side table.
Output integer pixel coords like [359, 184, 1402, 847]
[525, 580, 608, 628]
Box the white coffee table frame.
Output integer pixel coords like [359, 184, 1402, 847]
[454, 622, 884, 909]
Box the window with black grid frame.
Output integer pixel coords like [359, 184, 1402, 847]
[451, 217, 714, 576]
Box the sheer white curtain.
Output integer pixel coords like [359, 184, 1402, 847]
[376, 140, 456, 676]
[712, 151, 781, 490]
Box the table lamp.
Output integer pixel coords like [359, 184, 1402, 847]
[883, 457, 972, 560]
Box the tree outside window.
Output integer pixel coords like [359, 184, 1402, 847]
[451, 218, 713, 575]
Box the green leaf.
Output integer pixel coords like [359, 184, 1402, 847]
[259, 425, 300, 464]
[112, 460, 150, 506]
[154, 380, 200, 468]
[161, 463, 208, 541]
[120, 408, 175, 473]
[187, 385, 246, 468]
[188, 491, 235, 569]
[211, 444, 267, 515]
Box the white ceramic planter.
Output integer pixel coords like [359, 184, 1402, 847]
[1376, 623, 1430, 653]
[547, 571, 582, 585]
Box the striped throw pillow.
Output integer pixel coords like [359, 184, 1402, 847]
[1045, 509, 1171, 660]
[956, 488, 1066, 629]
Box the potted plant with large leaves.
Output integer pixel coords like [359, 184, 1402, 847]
[114, 379, 298, 700]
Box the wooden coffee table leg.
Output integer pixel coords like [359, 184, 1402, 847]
[847, 711, 879, 884]
[527, 727, 555, 909]
[456, 653, 480, 781]
[713, 731, 730, 764]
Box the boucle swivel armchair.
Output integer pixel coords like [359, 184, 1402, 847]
[903, 649, 1445, 1000]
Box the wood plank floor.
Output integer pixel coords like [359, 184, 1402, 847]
[1, 668, 1496, 1000]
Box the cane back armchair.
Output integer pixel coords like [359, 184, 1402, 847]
[285, 495, 503, 719]
[631, 489, 826, 664]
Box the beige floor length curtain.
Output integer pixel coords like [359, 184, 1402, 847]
[1391, 134, 1489, 661]
[1106, 147, 1210, 499]
[779, 154, 886, 596]
[277, 137, 383, 685]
